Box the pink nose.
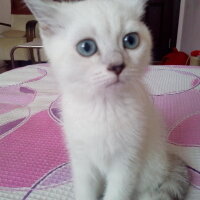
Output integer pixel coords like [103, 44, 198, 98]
[107, 63, 125, 75]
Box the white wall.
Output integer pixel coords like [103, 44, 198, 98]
[177, 0, 200, 54]
[0, 0, 11, 32]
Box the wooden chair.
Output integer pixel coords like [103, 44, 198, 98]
[0, 0, 38, 62]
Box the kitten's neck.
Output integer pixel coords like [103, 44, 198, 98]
[62, 80, 150, 111]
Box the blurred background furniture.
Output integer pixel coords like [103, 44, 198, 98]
[0, 16, 38, 61]
[10, 38, 43, 69]
[0, 0, 46, 69]
[144, 0, 181, 62]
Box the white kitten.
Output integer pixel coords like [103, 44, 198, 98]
[25, 0, 189, 200]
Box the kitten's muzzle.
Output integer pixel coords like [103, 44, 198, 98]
[107, 63, 125, 76]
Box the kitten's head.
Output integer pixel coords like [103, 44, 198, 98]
[25, 0, 152, 98]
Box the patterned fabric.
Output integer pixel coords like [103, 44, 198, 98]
[0, 64, 200, 199]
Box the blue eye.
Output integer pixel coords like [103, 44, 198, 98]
[76, 39, 97, 57]
[123, 32, 139, 49]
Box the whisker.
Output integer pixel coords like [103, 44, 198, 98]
[92, 74, 108, 81]
[95, 79, 108, 87]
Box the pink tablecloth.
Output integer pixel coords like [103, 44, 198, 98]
[0, 64, 200, 199]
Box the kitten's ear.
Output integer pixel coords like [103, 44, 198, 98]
[24, 0, 62, 36]
[122, 0, 148, 18]
[125, 0, 148, 6]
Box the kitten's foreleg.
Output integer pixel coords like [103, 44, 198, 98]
[103, 160, 138, 200]
[72, 160, 101, 200]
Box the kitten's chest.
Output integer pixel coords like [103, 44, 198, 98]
[63, 98, 145, 160]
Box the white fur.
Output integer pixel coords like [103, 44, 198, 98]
[25, 0, 189, 200]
